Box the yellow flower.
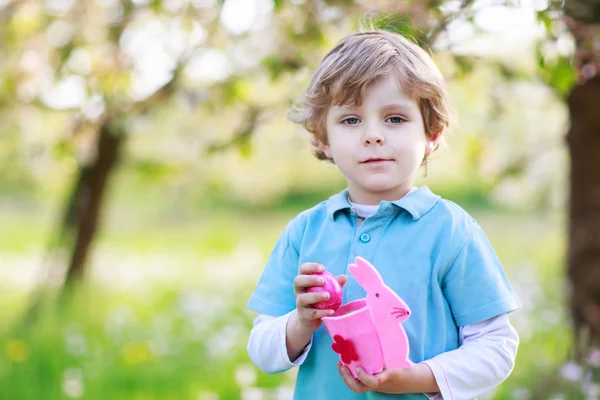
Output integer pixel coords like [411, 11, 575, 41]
[4, 339, 29, 363]
[121, 342, 154, 365]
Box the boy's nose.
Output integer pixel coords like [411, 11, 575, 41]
[363, 130, 385, 146]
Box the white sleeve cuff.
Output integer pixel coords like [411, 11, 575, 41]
[420, 314, 519, 400]
[247, 312, 313, 374]
[422, 359, 453, 400]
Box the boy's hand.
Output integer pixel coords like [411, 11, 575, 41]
[337, 363, 392, 393]
[336, 363, 439, 395]
[294, 262, 347, 331]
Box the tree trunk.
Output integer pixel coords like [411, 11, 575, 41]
[63, 120, 123, 285]
[567, 75, 600, 355]
[564, 0, 600, 359]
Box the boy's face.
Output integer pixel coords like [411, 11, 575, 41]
[322, 74, 440, 205]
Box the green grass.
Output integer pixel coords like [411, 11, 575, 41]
[0, 200, 581, 399]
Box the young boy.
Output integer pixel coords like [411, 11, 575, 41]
[246, 30, 521, 399]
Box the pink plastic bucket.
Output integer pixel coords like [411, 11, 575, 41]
[322, 299, 384, 378]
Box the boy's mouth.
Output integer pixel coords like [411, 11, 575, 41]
[361, 158, 394, 164]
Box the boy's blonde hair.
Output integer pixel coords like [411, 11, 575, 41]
[288, 30, 453, 162]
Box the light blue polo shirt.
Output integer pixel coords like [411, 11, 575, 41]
[248, 186, 521, 399]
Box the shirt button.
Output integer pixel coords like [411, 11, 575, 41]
[359, 233, 371, 243]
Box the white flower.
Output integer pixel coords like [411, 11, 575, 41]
[511, 388, 530, 400]
[235, 363, 257, 388]
[62, 368, 84, 398]
[587, 347, 600, 367]
[560, 361, 583, 382]
[241, 388, 264, 400]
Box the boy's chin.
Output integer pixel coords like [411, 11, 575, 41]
[354, 181, 410, 196]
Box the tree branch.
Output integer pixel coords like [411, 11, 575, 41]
[425, 0, 476, 47]
[204, 106, 263, 155]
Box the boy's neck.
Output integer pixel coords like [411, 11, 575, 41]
[347, 184, 415, 206]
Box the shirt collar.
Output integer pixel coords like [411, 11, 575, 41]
[326, 186, 440, 221]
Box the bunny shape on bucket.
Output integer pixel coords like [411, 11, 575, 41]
[348, 256, 412, 369]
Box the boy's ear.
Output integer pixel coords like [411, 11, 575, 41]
[322, 143, 333, 159]
[425, 130, 443, 156]
[313, 134, 332, 158]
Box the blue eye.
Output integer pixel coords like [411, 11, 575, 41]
[386, 116, 405, 124]
[342, 117, 360, 125]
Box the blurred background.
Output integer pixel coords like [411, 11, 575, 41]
[1, 0, 599, 399]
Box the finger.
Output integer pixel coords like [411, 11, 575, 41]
[335, 274, 348, 288]
[299, 262, 325, 275]
[355, 366, 379, 389]
[296, 291, 329, 308]
[294, 274, 325, 291]
[337, 362, 367, 393]
[300, 308, 334, 320]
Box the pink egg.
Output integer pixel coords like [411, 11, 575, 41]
[307, 271, 343, 310]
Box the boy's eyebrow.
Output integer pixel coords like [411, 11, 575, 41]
[332, 103, 416, 112]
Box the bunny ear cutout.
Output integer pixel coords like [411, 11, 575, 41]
[349, 257, 384, 290]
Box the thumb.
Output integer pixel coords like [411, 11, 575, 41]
[375, 369, 392, 385]
[336, 274, 348, 287]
